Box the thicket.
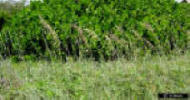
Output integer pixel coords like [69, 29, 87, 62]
[0, 0, 189, 61]
[0, 1, 25, 35]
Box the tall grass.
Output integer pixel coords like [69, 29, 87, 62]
[0, 52, 190, 100]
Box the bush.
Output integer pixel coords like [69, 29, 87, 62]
[0, 0, 189, 61]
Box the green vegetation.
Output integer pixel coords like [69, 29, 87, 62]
[0, 0, 189, 61]
[0, 1, 24, 13]
[0, 0, 25, 44]
[0, 52, 190, 100]
[0, 0, 190, 99]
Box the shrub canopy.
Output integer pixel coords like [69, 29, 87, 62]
[0, 0, 189, 61]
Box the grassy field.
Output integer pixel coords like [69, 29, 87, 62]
[0, 52, 190, 100]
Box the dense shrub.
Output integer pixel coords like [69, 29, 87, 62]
[0, 0, 189, 61]
[0, 1, 25, 35]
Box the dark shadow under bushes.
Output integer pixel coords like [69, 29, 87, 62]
[0, 17, 5, 31]
[0, 0, 190, 62]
